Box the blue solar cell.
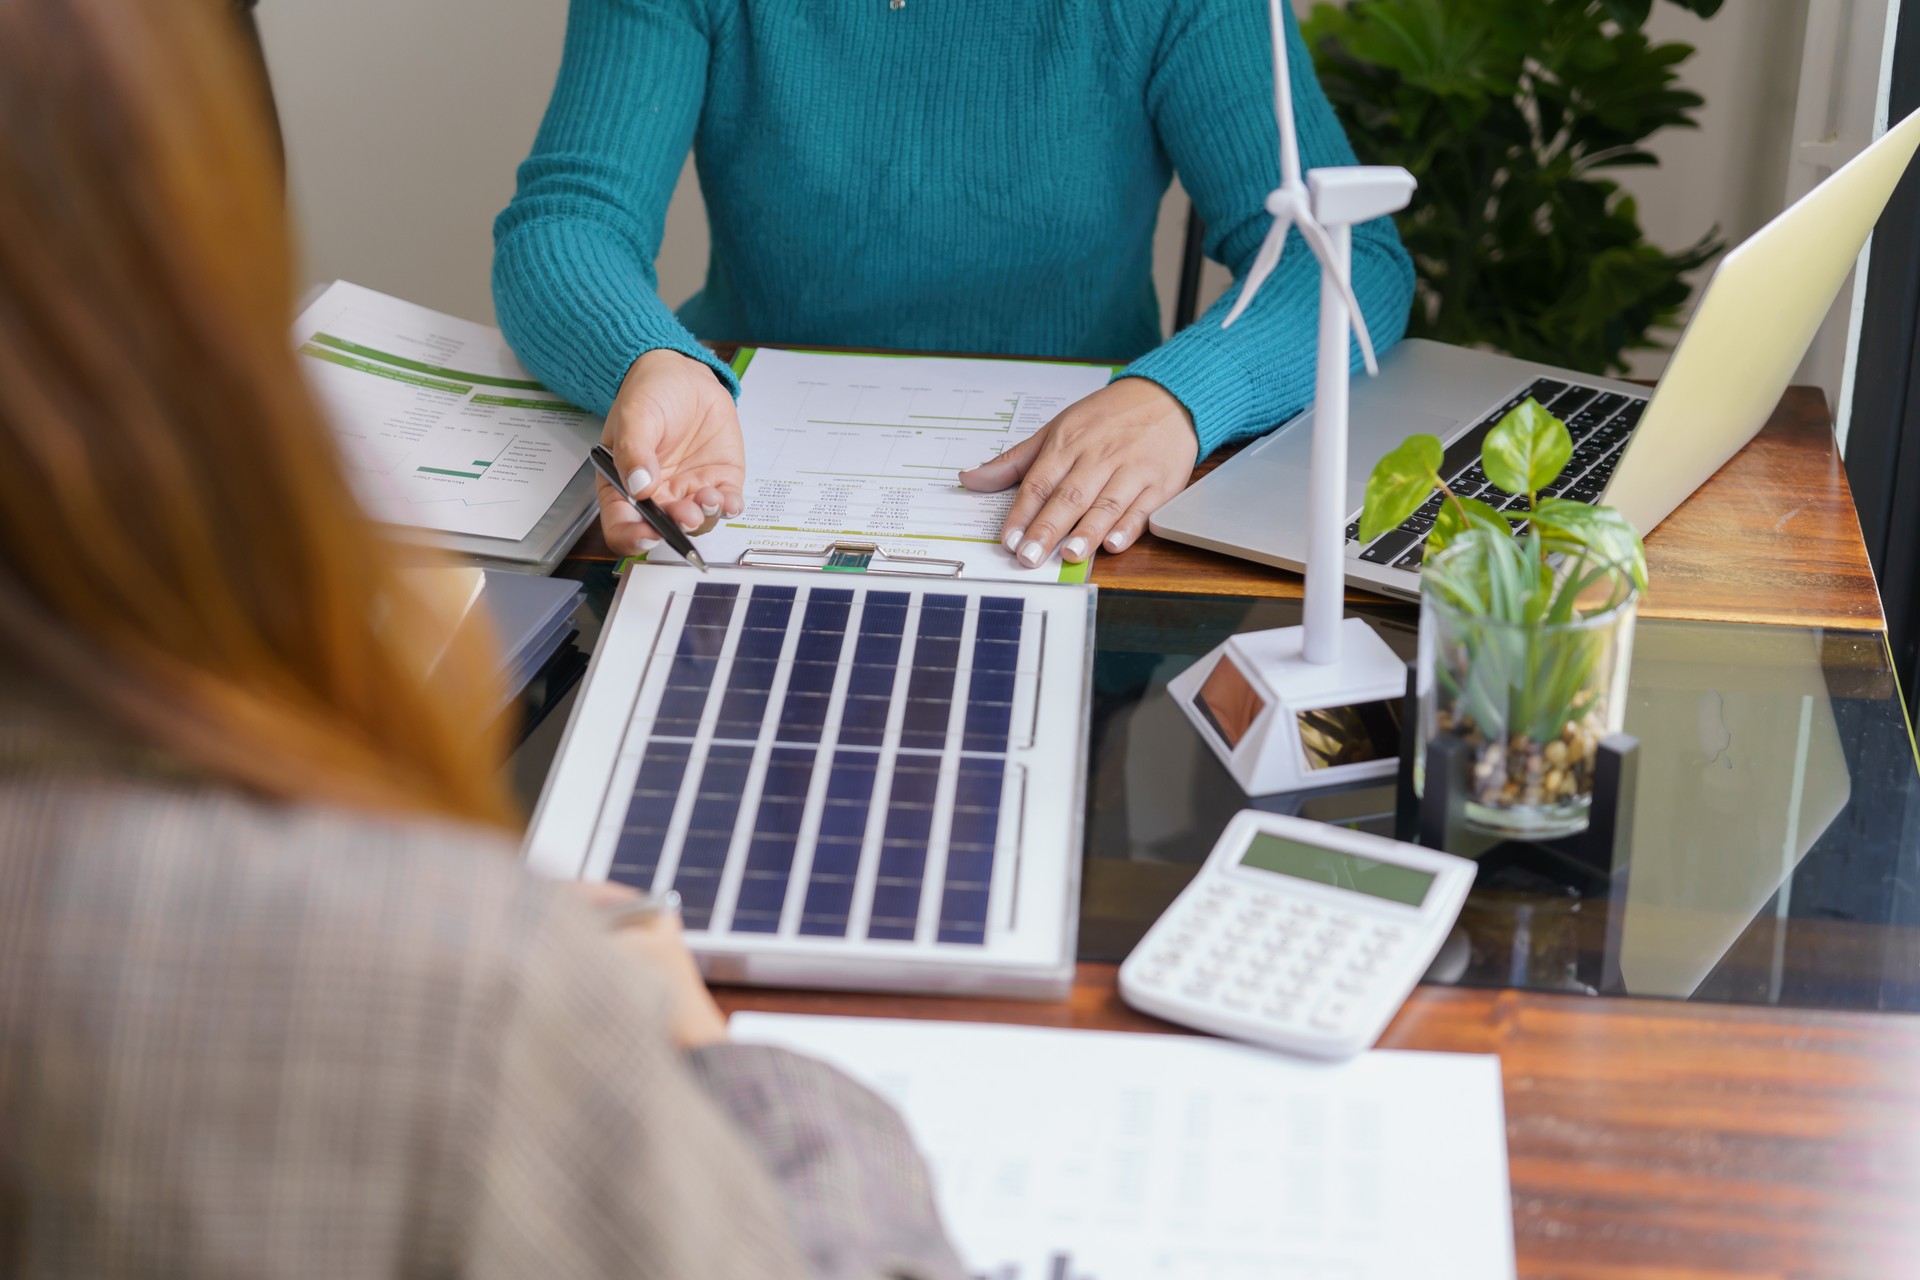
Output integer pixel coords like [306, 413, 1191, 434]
[807, 837, 863, 878]
[665, 655, 718, 690]
[936, 921, 987, 945]
[838, 694, 892, 746]
[962, 704, 1014, 753]
[688, 582, 739, 613]
[677, 624, 730, 659]
[714, 692, 770, 739]
[917, 595, 967, 636]
[726, 657, 779, 692]
[794, 631, 845, 663]
[882, 805, 934, 844]
[912, 637, 962, 670]
[760, 748, 814, 796]
[885, 761, 940, 807]
[846, 665, 895, 697]
[775, 692, 831, 742]
[610, 743, 692, 890]
[733, 625, 786, 661]
[743, 585, 796, 624]
[798, 877, 855, 936]
[968, 670, 1017, 706]
[860, 591, 911, 633]
[942, 846, 995, 884]
[947, 805, 1000, 851]
[867, 881, 923, 940]
[673, 745, 753, 926]
[936, 885, 991, 939]
[653, 686, 708, 736]
[972, 638, 1020, 672]
[973, 610, 1023, 641]
[786, 661, 837, 695]
[954, 758, 1005, 811]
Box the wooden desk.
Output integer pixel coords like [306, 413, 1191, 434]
[1094, 386, 1885, 632]
[717, 970, 1920, 1280]
[569, 381, 1884, 633]
[557, 361, 1912, 1277]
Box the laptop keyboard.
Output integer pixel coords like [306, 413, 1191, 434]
[1344, 377, 1650, 574]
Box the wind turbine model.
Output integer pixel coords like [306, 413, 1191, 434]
[1170, 0, 1417, 796]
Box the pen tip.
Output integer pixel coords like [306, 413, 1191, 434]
[686, 548, 710, 574]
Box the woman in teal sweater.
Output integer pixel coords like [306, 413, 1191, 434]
[494, 0, 1413, 567]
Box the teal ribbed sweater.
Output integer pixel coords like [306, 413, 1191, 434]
[493, 0, 1414, 458]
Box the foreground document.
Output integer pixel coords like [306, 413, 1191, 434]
[731, 1014, 1516, 1280]
[648, 348, 1114, 583]
[294, 281, 597, 544]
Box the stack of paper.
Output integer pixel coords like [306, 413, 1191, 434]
[293, 282, 599, 570]
[480, 569, 585, 705]
[730, 1015, 1517, 1280]
[644, 348, 1117, 584]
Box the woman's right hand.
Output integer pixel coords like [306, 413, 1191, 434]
[598, 348, 747, 556]
[578, 882, 729, 1050]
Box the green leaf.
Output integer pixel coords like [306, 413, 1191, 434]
[1426, 493, 1509, 556]
[1359, 434, 1443, 543]
[1530, 497, 1649, 588]
[1482, 399, 1573, 494]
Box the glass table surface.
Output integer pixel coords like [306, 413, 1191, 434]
[514, 567, 1920, 1016]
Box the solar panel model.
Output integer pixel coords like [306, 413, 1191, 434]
[526, 565, 1093, 999]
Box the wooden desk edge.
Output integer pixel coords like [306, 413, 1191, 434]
[571, 357, 1884, 635]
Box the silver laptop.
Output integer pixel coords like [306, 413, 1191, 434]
[1150, 106, 1920, 600]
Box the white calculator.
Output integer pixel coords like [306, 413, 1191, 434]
[1119, 810, 1476, 1059]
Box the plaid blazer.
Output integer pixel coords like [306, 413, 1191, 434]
[0, 740, 963, 1279]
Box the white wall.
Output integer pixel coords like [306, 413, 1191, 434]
[257, 0, 570, 324]
[259, 0, 1817, 374]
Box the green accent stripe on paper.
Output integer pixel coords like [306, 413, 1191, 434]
[301, 345, 470, 395]
[417, 466, 485, 479]
[1057, 558, 1092, 584]
[309, 332, 546, 390]
[470, 393, 589, 413]
[730, 347, 757, 378]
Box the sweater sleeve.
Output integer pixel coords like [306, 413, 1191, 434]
[466, 893, 966, 1280]
[491, 0, 738, 416]
[1120, 0, 1416, 459]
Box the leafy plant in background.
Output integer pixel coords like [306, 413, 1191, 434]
[1362, 400, 1647, 812]
[1304, 0, 1726, 375]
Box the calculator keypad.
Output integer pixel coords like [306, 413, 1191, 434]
[1130, 885, 1414, 1032]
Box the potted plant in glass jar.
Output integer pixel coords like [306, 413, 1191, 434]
[1361, 400, 1647, 839]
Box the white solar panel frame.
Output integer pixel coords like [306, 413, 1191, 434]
[524, 564, 1092, 999]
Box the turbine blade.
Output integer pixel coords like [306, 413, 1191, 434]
[1293, 215, 1379, 376]
[1219, 220, 1290, 330]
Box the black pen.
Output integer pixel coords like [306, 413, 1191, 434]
[588, 444, 710, 573]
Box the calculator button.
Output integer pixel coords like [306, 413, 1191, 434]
[1371, 924, 1405, 942]
[1312, 998, 1361, 1031]
[1250, 892, 1281, 910]
[1328, 911, 1361, 929]
[1290, 902, 1321, 920]
[1261, 999, 1299, 1021]
[1223, 992, 1254, 1011]
[1181, 979, 1217, 1000]
[1336, 975, 1369, 995]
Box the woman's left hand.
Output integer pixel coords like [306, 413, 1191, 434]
[958, 377, 1198, 565]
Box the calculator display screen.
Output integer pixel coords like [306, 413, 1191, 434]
[1239, 833, 1434, 906]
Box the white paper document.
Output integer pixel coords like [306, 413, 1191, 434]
[665, 348, 1113, 583]
[730, 1015, 1516, 1280]
[293, 281, 599, 543]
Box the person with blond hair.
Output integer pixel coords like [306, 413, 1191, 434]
[0, 3, 962, 1276]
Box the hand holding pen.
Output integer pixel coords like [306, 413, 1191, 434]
[592, 350, 746, 561]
